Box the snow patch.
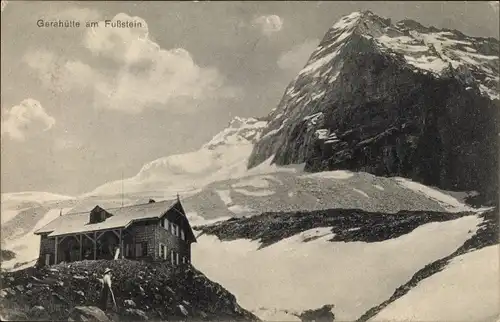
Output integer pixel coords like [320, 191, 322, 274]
[332, 11, 362, 30]
[299, 227, 334, 241]
[404, 55, 448, 74]
[371, 245, 499, 322]
[328, 71, 340, 84]
[315, 129, 329, 139]
[216, 190, 232, 206]
[394, 178, 474, 213]
[228, 205, 254, 214]
[188, 212, 233, 227]
[376, 35, 428, 52]
[373, 184, 385, 191]
[311, 90, 326, 101]
[234, 189, 275, 197]
[262, 121, 287, 140]
[252, 308, 300, 322]
[479, 84, 500, 100]
[300, 171, 354, 180]
[299, 49, 341, 77]
[232, 177, 271, 189]
[352, 188, 369, 198]
[304, 112, 324, 126]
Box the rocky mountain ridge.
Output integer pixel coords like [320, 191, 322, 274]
[248, 11, 499, 205]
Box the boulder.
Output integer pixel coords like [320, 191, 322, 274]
[123, 308, 148, 321]
[123, 299, 136, 308]
[0, 310, 29, 321]
[68, 306, 111, 322]
[178, 304, 189, 316]
[29, 305, 49, 320]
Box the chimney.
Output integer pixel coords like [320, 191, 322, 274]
[149, 199, 156, 203]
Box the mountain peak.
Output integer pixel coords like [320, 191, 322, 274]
[248, 13, 499, 204]
[203, 117, 268, 150]
[298, 11, 498, 100]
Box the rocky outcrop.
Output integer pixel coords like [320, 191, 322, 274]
[248, 11, 499, 205]
[68, 306, 110, 322]
[195, 207, 478, 248]
[295, 304, 335, 322]
[1, 250, 16, 262]
[0, 260, 259, 321]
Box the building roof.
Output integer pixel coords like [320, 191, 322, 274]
[35, 200, 182, 237]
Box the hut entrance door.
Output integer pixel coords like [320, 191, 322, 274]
[45, 254, 51, 266]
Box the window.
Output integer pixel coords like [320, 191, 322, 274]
[181, 229, 185, 241]
[159, 244, 167, 258]
[170, 250, 175, 265]
[170, 223, 176, 235]
[135, 243, 142, 257]
[176, 252, 180, 265]
[135, 242, 147, 257]
[182, 256, 186, 264]
[45, 253, 51, 266]
[125, 244, 132, 258]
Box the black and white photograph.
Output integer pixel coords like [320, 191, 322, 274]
[1, 1, 499, 321]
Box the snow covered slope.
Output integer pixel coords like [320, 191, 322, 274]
[193, 212, 486, 321]
[87, 117, 269, 197]
[1, 207, 73, 271]
[370, 244, 499, 322]
[1, 192, 78, 271]
[1, 192, 77, 240]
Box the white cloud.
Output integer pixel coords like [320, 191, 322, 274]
[25, 13, 240, 114]
[84, 13, 238, 112]
[1, 99, 55, 141]
[252, 15, 284, 36]
[488, 1, 499, 13]
[24, 50, 95, 93]
[278, 39, 320, 72]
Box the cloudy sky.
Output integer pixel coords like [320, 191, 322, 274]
[1, 1, 498, 195]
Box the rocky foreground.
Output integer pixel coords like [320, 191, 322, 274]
[0, 260, 259, 321]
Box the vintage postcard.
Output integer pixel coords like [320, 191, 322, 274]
[1, 1, 499, 321]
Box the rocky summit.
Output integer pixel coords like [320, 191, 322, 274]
[248, 11, 499, 205]
[0, 260, 259, 321]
